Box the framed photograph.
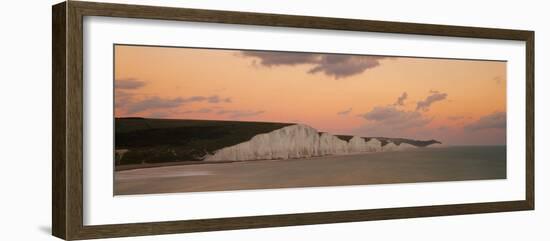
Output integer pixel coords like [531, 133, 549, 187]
[52, 1, 534, 240]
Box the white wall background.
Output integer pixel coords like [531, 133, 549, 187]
[0, 0, 547, 240]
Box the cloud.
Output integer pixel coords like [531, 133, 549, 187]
[437, 125, 450, 131]
[464, 112, 506, 131]
[337, 107, 353, 116]
[206, 96, 232, 103]
[241, 51, 318, 66]
[216, 109, 265, 118]
[394, 92, 408, 106]
[184, 96, 230, 103]
[352, 106, 433, 138]
[416, 91, 448, 111]
[125, 95, 231, 114]
[126, 97, 187, 114]
[241, 51, 386, 79]
[361, 105, 432, 130]
[149, 111, 170, 118]
[448, 115, 465, 121]
[115, 78, 146, 90]
[182, 108, 212, 114]
[114, 90, 134, 109]
[308, 55, 385, 79]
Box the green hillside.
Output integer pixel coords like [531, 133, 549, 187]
[115, 118, 293, 166]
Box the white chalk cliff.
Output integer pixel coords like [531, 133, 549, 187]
[203, 124, 432, 162]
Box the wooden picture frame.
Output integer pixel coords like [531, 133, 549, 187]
[52, 1, 534, 240]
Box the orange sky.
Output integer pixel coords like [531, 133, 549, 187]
[114, 45, 507, 145]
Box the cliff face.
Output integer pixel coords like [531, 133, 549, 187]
[204, 124, 320, 161]
[204, 124, 437, 162]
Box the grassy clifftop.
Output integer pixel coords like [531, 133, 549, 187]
[373, 137, 442, 147]
[115, 118, 293, 165]
[334, 135, 441, 147]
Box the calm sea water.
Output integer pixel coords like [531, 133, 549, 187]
[115, 146, 506, 195]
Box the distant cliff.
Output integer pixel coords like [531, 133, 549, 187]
[115, 118, 441, 166]
[204, 124, 440, 162]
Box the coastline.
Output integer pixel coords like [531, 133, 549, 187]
[116, 148, 400, 172]
[114, 146, 506, 195]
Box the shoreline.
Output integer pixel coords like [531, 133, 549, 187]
[115, 151, 386, 172]
[115, 145, 505, 172]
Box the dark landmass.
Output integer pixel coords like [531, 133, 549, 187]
[115, 117, 293, 166]
[372, 137, 442, 147]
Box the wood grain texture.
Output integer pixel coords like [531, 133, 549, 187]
[52, 1, 535, 240]
[525, 32, 535, 209]
[71, 1, 533, 40]
[52, 2, 67, 239]
[73, 201, 530, 240]
[66, 2, 85, 240]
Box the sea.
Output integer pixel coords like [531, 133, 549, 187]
[115, 145, 506, 195]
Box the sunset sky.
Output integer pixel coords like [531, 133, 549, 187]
[114, 45, 507, 145]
